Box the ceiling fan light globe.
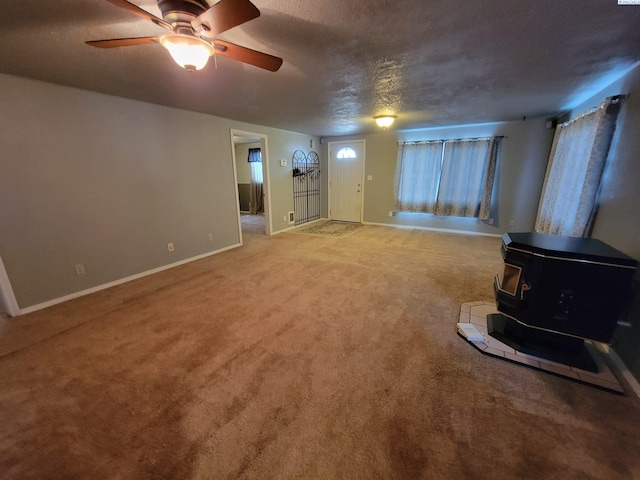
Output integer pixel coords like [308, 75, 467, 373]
[159, 34, 214, 71]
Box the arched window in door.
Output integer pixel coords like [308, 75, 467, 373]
[336, 147, 357, 159]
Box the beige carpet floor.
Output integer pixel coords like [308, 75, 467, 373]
[1, 225, 639, 479]
[240, 213, 266, 236]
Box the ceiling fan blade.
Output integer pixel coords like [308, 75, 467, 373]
[213, 40, 283, 72]
[104, 0, 172, 31]
[86, 37, 160, 48]
[192, 0, 260, 37]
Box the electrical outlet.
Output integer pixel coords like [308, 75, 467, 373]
[509, 219, 515, 227]
[488, 218, 494, 225]
[167, 242, 174, 252]
[208, 233, 213, 242]
[367, 175, 373, 181]
[75, 263, 85, 276]
[284, 215, 287, 222]
[280, 159, 287, 167]
[388, 211, 393, 217]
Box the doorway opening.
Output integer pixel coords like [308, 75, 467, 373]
[0, 254, 19, 317]
[231, 130, 272, 242]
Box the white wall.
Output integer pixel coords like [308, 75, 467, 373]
[0, 74, 318, 310]
[327, 119, 554, 235]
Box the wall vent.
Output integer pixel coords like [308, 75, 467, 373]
[288, 211, 295, 225]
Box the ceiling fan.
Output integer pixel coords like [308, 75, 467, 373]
[86, 0, 283, 72]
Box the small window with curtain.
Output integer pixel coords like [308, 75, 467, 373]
[394, 136, 502, 219]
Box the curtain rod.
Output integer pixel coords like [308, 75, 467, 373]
[559, 95, 625, 128]
[557, 94, 625, 126]
[398, 135, 505, 146]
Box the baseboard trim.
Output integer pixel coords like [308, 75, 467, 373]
[17, 243, 242, 316]
[363, 221, 503, 238]
[272, 224, 299, 235]
[596, 343, 640, 398]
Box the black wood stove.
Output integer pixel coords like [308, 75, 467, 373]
[492, 232, 637, 372]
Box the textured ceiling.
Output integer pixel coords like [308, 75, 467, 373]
[1, 0, 640, 136]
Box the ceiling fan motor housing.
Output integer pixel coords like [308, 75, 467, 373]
[157, 0, 209, 33]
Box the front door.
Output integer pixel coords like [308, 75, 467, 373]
[329, 140, 365, 222]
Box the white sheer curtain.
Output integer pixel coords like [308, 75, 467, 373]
[248, 148, 264, 214]
[394, 137, 501, 218]
[393, 141, 443, 213]
[435, 137, 500, 219]
[250, 161, 263, 184]
[535, 96, 622, 237]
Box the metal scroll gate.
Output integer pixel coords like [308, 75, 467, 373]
[292, 150, 321, 226]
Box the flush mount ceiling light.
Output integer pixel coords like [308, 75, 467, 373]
[374, 115, 397, 129]
[159, 34, 215, 71]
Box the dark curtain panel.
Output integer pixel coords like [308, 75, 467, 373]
[247, 148, 264, 214]
[248, 148, 261, 162]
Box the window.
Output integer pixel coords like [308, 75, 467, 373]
[535, 96, 622, 237]
[336, 147, 357, 159]
[394, 141, 443, 214]
[394, 136, 502, 219]
[247, 147, 263, 183]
